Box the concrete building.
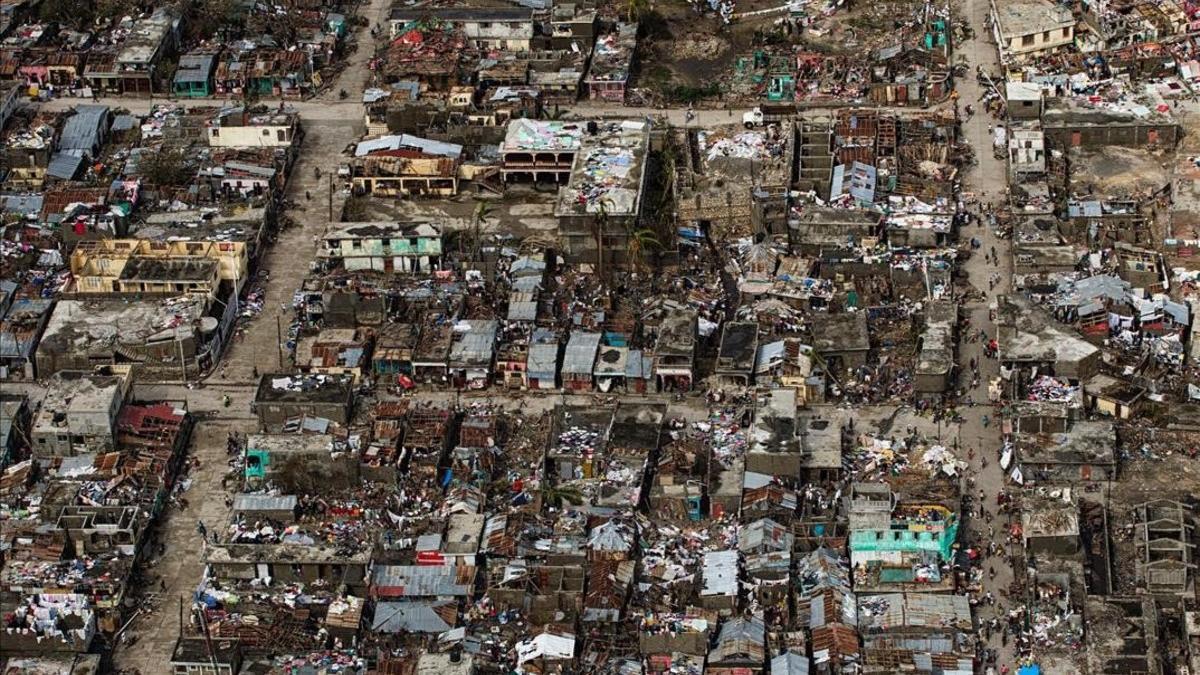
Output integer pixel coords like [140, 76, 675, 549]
[320, 222, 442, 273]
[990, 0, 1074, 62]
[554, 120, 650, 264]
[1042, 97, 1180, 148]
[85, 8, 181, 95]
[388, 7, 534, 51]
[252, 373, 356, 429]
[206, 107, 301, 148]
[500, 119, 583, 183]
[31, 365, 132, 459]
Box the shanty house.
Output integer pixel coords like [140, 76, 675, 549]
[707, 615, 767, 674]
[562, 331, 601, 391]
[527, 329, 561, 390]
[173, 51, 217, 97]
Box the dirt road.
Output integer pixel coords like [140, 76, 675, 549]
[109, 0, 393, 668]
[953, 0, 1020, 670]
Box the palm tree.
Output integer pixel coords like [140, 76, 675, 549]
[471, 199, 493, 260]
[626, 0, 649, 23]
[625, 227, 662, 273]
[592, 199, 611, 281]
[541, 484, 585, 509]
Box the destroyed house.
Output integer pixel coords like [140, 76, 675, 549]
[582, 558, 635, 623]
[351, 134, 463, 197]
[810, 312, 870, 373]
[84, 8, 179, 95]
[856, 593, 973, 674]
[716, 321, 758, 385]
[213, 44, 313, 99]
[295, 328, 370, 381]
[546, 405, 613, 486]
[252, 373, 355, 430]
[707, 615, 767, 673]
[0, 295, 52, 380]
[412, 313, 455, 382]
[677, 120, 799, 238]
[320, 222, 442, 273]
[242, 433, 357, 491]
[585, 22, 636, 103]
[651, 307, 697, 392]
[401, 405, 454, 479]
[31, 366, 132, 459]
[1085, 596, 1160, 675]
[1134, 499, 1195, 597]
[1015, 419, 1116, 482]
[788, 206, 880, 255]
[594, 403, 665, 508]
[388, 7, 534, 51]
[204, 543, 373, 595]
[740, 517, 793, 581]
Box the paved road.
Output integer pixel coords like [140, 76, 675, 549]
[952, 0, 1019, 670]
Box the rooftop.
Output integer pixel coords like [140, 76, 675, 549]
[556, 120, 649, 218]
[502, 119, 584, 153]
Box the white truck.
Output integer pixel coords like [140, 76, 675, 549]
[742, 104, 797, 128]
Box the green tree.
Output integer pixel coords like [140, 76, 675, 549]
[626, 0, 649, 23]
[540, 484, 585, 509]
[139, 147, 191, 187]
[625, 226, 662, 273]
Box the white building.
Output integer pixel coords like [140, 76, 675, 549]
[992, 0, 1075, 61]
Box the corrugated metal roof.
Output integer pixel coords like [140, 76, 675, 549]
[59, 105, 108, 152]
[562, 331, 601, 374]
[232, 494, 297, 512]
[175, 53, 216, 84]
[527, 341, 559, 377]
[47, 152, 85, 180]
[372, 565, 475, 597]
[449, 320, 497, 365]
[372, 601, 455, 633]
[0, 194, 44, 215]
[355, 134, 463, 158]
[771, 651, 811, 675]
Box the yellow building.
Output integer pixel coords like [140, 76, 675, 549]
[70, 239, 249, 297]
